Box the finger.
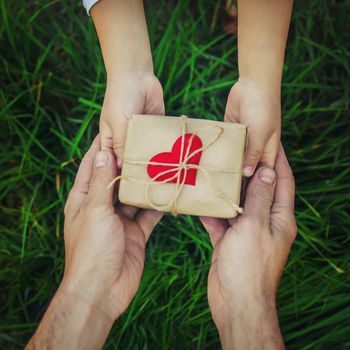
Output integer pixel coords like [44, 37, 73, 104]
[243, 166, 276, 226]
[243, 133, 265, 177]
[100, 120, 124, 172]
[259, 132, 280, 168]
[85, 150, 117, 208]
[228, 215, 239, 226]
[65, 135, 100, 217]
[100, 121, 114, 152]
[272, 145, 295, 216]
[224, 113, 239, 124]
[271, 145, 297, 243]
[199, 216, 229, 248]
[113, 117, 129, 168]
[136, 209, 164, 242]
[118, 204, 139, 219]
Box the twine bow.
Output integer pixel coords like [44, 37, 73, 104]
[108, 116, 243, 216]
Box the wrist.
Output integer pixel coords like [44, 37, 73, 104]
[236, 76, 281, 99]
[238, 64, 283, 93]
[217, 297, 284, 350]
[106, 69, 156, 86]
[28, 282, 114, 350]
[105, 56, 154, 79]
[92, 0, 154, 77]
[60, 275, 122, 322]
[59, 279, 116, 321]
[237, 42, 285, 94]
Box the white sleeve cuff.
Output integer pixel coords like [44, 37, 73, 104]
[82, 0, 100, 15]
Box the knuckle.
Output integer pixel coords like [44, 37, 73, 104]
[89, 175, 109, 192]
[250, 185, 273, 205]
[100, 135, 113, 150]
[86, 183, 97, 197]
[88, 174, 100, 188]
[271, 217, 286, 235]
[89, 167, 110, 186]
[272, 215, 297, 242]
[113, 141, 124, 154]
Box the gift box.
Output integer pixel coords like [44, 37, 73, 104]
[117, 115, 246, 218]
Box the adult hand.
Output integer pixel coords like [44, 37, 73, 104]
[225, 78, 281, 176]
[100, 72, 164, 165]
[201, 145, 296, 350]
[27, 136, 162, 349]
[63, 135, 163, 319]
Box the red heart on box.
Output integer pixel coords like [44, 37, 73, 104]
[147, 133, 203, 186]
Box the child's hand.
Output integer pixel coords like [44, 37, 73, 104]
[91, 0, 164, 166]
[100, 72, 164, 167]
[225, 78, 281, 177]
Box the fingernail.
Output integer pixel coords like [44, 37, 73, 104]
[258, 167, 276, 184]
[243, 165, 255, 177]
[95, 151, 109, 168]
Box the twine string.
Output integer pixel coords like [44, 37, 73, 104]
[108, 116, 243, 215]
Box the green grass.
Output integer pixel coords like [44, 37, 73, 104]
[1, 0, 350, 348]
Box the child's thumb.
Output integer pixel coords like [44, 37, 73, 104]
[113, 128, 126, 169]
[243, 138, 264, 177]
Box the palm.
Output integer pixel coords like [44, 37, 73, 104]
[108, 211, 147, 316]
[68, 204, 158, 321]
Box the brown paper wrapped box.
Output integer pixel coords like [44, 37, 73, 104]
[118, 115, 246, 218]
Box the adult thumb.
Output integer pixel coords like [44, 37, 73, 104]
[243, 166, 276, 225]
[87, 150, 117, 208]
